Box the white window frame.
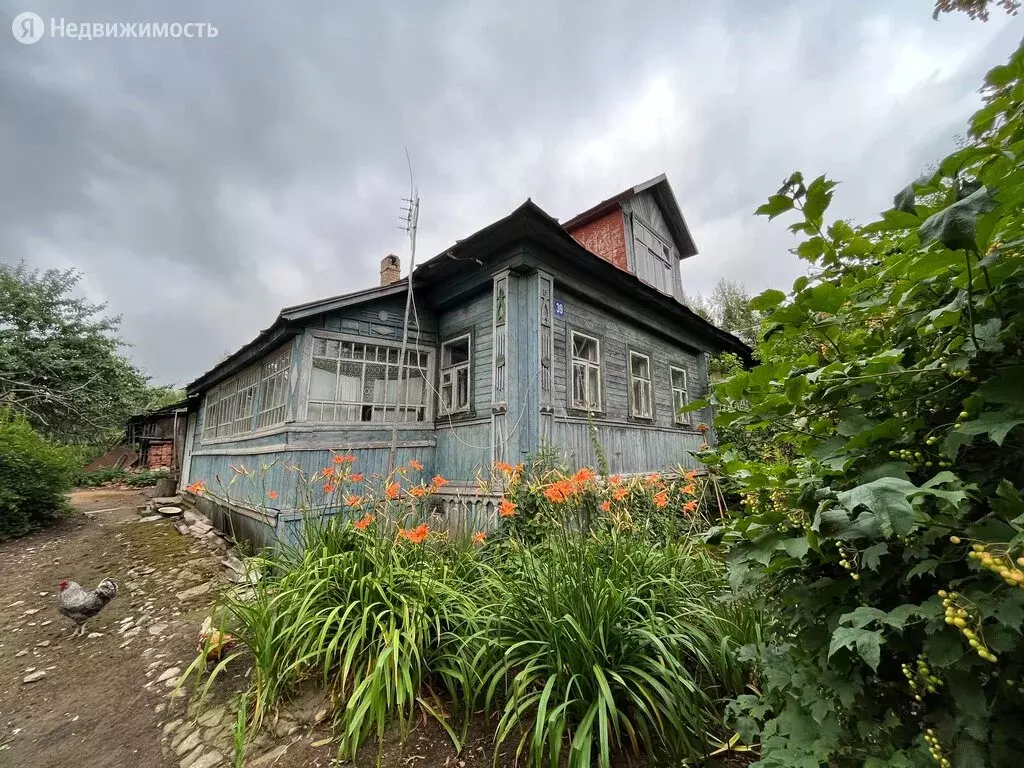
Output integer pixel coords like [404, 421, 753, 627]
[570, 330, 602, 412]
[439, 333, 472, 415]
[671, 365, 690, 425]
[305, 336, 431, 424]
[256, 348, 291, 429]
[629, 351, 653, 419]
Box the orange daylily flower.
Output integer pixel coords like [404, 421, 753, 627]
[408, 458, 424, 471]
[499, 498, 518, 517]
[472, 531, 487, 545]
[682, 484, 696, 496]
[600, 500, 611, 513]
[572, 468, 596, 484]
[684, 470, 698, 481]
[185, 481, 207, 495]
[322, 466, 334, 478]
[653, 490, 669, 508]
[332, 454, 345, 465]
[646, 473, 661, 485]
[333, 454, 358, 464]
[323, 483, 335, 494]
[267, 490, 278, 501]
[608, 475, 622, 486]
[543, 481, 575, 503]
[613, 487, 629, 501]
[346, 495, 363, 507]
[409, 485, 427, 498]
[431, 475, 448, 489]
[683, 499, 698, 514]
[353, 514, 375, 530]
[351, 473, 364, 483]
[385, 483, 401, 500]
[398, 524, 430, 544]
[493, 461, 515, 474]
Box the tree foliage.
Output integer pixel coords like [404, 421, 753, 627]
[700, 43, 1024, 767]
[686, 278, 761, 347]
[932, 0, 1020, 21]
[0, 263, 153, 443]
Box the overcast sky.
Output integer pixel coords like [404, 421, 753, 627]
[2, 1, 1021, 385]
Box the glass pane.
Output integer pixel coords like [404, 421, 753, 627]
[313, 338, 328, 356]
[405, 369, 426, 405]
[672, 368, 686, 389]
[444, 338, 470, 366]
[336, 404, 360, 422]
[324, 339, 339, 358]
[456, 367, 469, 408]
[365, 364, 390, 404]
[572, 334, 597, 362]
[587, 366, 600, 408]
[309, 358, 338, 401]
[630, 354, 649, 379]
[441, 382, 453, 410]
[340, 341, 354, 359]
[572, 363, 586, 406]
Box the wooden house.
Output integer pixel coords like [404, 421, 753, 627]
[178, 174, 748, 545]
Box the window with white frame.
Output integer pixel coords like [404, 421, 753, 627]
[306, 338, 429, 423]
[201, 348, 290, 442]
[570, 331, 602, 411]
[629, 351, 653, 419]
[439, 334, 471, 414]
[257, 348, 291, 428]
[671, 365, 690, 425]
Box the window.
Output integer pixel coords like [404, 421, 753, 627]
[440, 334, 471, 414]
[570, 331, 601, 411]
[633, 219, 676, 296]
[671, 366, 690, 425]
[200, 351, 287, 442]
[257, 349, 291, 428]
[629, 351, 653, 419]
[306, 338, 429, 423]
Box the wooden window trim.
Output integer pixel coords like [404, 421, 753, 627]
[628, 349, 654, 421]
[670, 365, 691, 426]
[569, 329, 603, 413]
[439, 332, 472, 415]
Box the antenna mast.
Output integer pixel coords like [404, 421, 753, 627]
[387, 150, 420, 477]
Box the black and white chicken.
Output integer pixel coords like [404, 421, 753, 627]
[57, 578, 118, 637]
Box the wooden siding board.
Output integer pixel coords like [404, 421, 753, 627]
[623, 190, 684, 300]
[434, 421, 492, 481]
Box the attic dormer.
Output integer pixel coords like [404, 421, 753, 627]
[562, 174, 697, 301]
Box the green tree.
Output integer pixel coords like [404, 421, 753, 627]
[933, 0, 1020, 21]
[0, 263, 150, 442]
[700, 44, 1024, 767]
[685, 278, 761, 347]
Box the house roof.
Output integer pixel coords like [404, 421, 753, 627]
[186, 187, 747, 395]
[561, 173, 699, 258]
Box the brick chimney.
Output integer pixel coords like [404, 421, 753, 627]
[380, 254, 401, 286]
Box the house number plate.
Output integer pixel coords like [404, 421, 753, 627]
[553, 300, 565, 318]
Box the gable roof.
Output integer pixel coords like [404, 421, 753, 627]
[186, 193, 746, 395]
[561, 173, 698, 258]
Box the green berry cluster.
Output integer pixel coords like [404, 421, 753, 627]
[923, 729, 950, 767]
[962, 539, 1024, 589]
[939, 589, 998, 663]
[901, 655, 943, 701]
[887, 446, 951, 469]
[838, 543, 860, 581]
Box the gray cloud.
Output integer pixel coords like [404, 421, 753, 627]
[1, 0, 1021, 383]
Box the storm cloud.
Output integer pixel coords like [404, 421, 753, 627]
[1, 0, 1021, 383]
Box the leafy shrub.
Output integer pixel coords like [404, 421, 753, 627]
[0, 409, 77, 539]
[701, 45, 1024, 767]
[77, 467, 171, 487]
[182, 457, 755, 767]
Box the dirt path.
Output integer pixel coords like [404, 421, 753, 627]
[0, 489, 512, 768]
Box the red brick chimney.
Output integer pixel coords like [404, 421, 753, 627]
[380, 254, 401, 286]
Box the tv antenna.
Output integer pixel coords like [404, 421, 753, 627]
[387, 150, 421, 477]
